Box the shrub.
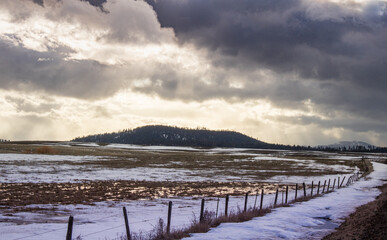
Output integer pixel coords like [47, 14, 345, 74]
[35, 146, 59, 154]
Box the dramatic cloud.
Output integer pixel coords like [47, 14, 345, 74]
[0, 0, 176, 98]
[0, 39, 122, 99]
[0, 0, 386, 146]
[143, 0, 387, 127]
[147, 0, 387, 83]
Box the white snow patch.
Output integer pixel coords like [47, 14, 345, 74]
[104, 143, 201, 152]
[1, 160, 384, 239]
[184, 162, 387, 240]
[0, 150, 360, 183]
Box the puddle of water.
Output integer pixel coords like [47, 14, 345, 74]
[312, 216, 339, 230]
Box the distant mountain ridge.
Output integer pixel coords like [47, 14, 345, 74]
[72, 125, 282, 149]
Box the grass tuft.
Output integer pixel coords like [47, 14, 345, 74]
[34, 146, 59, 154]
[128, 207, 272, 240]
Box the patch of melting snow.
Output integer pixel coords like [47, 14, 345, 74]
[72, 143, 101, 147]
[103, 143, 202, 152]
[312, 216, 338, 230]
[184, 162, 387, 240]
[0, 151, 359, 183]
[2, 159, 384, 240]
[0, 194, 278, 240]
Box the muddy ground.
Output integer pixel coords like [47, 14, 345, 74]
[323, 183, 387, 240]
[0, 180, 288, 207]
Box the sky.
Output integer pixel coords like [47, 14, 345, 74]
[0, 0, 386, 146]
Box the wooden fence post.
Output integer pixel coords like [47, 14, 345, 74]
[244, 192, 249, 212]
[260, 189, 264, 211]
[332, 179, 336, 191]
[253, 190, 258, 210]
[285, 186, 288, 204]
[340, 176, 346, 188]
[274, 188, 279, 207]
[123, 207, 131, 240]
[200, 199, 205, 223]
[337, 177, 340, 189]
[66, 216, 73, 240]
[311, 181, 314, 196]
[327, 179, 330, 192]
[346, 176, 352, 186]
[303, 182, 307, 199]
[317, 181, 320, 195]
[167, 201, 172, 234]
[295, 183, 298, 200]
[322, 180, 326, 193]
[216, 197, 219, 218]
[225, 195, 229, 216]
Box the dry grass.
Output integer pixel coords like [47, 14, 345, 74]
[34, 146, 59, 154]
[127, 207, 273, 240]
[0, 142, 371, 208]
[0, 142, 365, 182]
[0, 181, 282, 206]
[0, 143, 375, 239]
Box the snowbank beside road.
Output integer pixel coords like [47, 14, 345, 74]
[185, 162, 387, 240]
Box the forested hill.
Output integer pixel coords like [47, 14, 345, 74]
[72, 125, 284, 149]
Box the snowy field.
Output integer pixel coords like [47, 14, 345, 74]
[1, 194, 280, 240]
[0, 143, 386, 239]
[185, 162, 387, 240]
[0, 152, 356, 183]
[0, 142, 375, 183]
[1, 163, 385, 240]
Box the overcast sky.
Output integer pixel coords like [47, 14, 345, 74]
[0, 0, 386, 146]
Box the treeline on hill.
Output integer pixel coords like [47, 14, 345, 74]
[72, 125, 387, 152]
[316, 146, 375, 152]
[72, 125, 305, 150]
[317, 146, 387, 153]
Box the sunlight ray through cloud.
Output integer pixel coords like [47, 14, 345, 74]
[0, 0, 385, 146]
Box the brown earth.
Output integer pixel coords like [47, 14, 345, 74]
[0, 180, 287, 207]
[323, 183, 387, 240]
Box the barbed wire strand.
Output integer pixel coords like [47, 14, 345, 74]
[81, 224, 125, 237]
[90, 213, 122, 222]
[12, 226, 67, 240]
[130, 217, 161, 224]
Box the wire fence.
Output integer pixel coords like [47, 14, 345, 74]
[10, 171, 364, 240]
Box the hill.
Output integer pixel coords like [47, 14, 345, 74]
[72, 126, 387, 152]
[72, 125, 283, 149]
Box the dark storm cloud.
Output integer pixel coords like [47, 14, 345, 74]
[32, 0, 44, 6]
[30, 0, 107, 9]
[0, 39, 121, 99]
[144, 0, 387, 127]
[80, 0, 108, 12]
[146, 0, 386, 85]
[80, 0, 107, 7]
